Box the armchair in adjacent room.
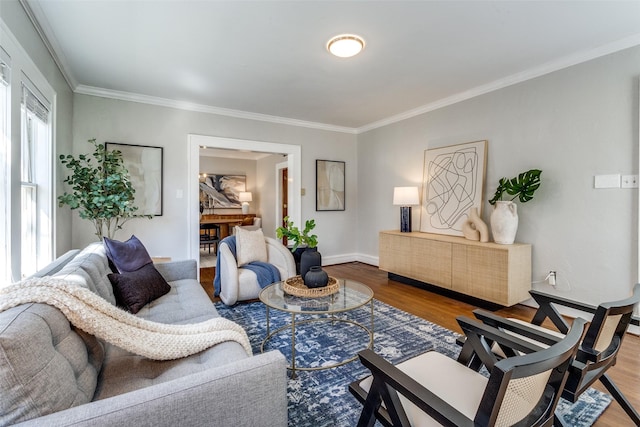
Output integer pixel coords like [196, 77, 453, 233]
[217, 232, 295, 305]
[232, 217, 262, 234]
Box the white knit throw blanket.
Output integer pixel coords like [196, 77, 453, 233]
[0, 277, 252, 360]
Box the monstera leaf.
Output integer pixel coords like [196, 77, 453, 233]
[489, 169, 542, 205]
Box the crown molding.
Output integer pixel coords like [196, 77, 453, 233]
[75, 85, 358, 134]
[20, 0, 77, 91]
[20, 1, 640, 136]
[357, 33, 640, 134]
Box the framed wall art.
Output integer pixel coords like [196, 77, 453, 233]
[106, 142, 163, 216]
[316, 159, 345, 211]
[199, 174, 246, 209]
[419, 140, 487, 236]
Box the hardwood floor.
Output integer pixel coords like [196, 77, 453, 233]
[200, 262, 640, 427]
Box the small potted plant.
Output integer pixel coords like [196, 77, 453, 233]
[276, 216, 320, 280]
[488, 169, 542, 244]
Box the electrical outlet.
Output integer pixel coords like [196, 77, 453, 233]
[545, 270, 557, 286]
[621, 175, 639, 189]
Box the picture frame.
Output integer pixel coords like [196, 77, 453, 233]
[105, 142, 163, 216]
[419, 140, 487, 236]
[316, 159, 345, 211]
[199, 174, 246, 209]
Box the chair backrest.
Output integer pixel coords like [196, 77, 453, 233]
[580, 283, 640, 362]
[476, 318, 586, 427]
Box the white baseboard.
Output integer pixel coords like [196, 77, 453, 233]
[321, 253, 379, 267]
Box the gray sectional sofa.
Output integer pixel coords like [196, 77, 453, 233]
[0, 243, 287, 426]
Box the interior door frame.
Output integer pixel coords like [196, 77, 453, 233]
[187, 134, 301, 267]
[275, 160, 288, 244]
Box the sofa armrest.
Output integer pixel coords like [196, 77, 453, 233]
[16, 351, 287, 427]
[153, 259, 197, 282]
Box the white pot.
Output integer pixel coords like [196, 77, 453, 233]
[490, 201, 518, 244]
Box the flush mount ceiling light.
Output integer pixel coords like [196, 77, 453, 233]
[327, 34, 365, 58]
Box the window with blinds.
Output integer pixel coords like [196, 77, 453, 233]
[0, 47, 9, 282]
[20, 77, 52, 278]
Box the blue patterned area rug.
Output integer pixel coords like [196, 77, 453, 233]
[215, 300, 612, 426]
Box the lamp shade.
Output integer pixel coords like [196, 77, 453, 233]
[238, 192, 253, 202]
[393, 187, 419, 206]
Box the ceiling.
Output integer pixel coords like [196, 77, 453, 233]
[25, 0, 640, 133]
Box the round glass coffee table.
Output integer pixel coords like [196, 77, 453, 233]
[259, 278, 374, 378]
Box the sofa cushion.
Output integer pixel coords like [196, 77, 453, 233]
[94, 277, 249, 400]
[136, 278, 219, 324]
[0, 303, 103, 425]
[53, 242, 117, 305]
[235, 227, 267, 266]
[108, 263, 171, 314]
[104, 235, 153, 273]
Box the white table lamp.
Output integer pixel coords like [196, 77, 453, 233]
[393, 187, 419, 232]
[239, 192, 253, 214]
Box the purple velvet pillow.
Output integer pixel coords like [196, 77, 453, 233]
[107, 263, 171, 314]
[103, 235, 153, 273]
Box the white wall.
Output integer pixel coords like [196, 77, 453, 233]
[71, 94, 358, 262]
[357, 45, 640, 307]
[256, 153, 287, 239]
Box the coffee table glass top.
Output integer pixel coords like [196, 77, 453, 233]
[259, 278, 374, 314]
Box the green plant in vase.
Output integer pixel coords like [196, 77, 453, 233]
[489, 169, 542, 205]
[488, 169, 542, 244]
[276, 216, 318, 251]
[58, 138, 152, 240]
[276, 216, 321, 281]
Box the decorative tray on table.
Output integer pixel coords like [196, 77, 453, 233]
[283, 275, 339, 297]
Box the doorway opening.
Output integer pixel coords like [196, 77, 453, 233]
[187, 135, 301, 269]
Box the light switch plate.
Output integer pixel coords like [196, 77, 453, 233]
[594, 174, 620, 189]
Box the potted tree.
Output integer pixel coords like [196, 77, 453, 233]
[276, 216, 320, 280]
[58, 138, 151, 240]
[488, 169, 542, 244]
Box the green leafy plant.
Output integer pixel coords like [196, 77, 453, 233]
[276, 216, 318, 251]
[58, 138, 151, 240]
[489, 169, 542, 205]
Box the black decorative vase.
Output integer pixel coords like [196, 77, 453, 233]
[300, 247, 321, 280]
[291, 247, 306, 275]
[304, 266, 329, 288]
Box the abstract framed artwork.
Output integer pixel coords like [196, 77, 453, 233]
[199, 174, 246, 209]
[419, 140, 487, 236]
[316, 160, 345, 211]
[105, 142, 163, 216]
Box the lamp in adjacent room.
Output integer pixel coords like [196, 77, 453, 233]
[238, 192, 252, 215]
[393, 187, 419, 232]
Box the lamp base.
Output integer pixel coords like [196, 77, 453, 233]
[242, 202, 249, 215]
[400, 206, 412, 232]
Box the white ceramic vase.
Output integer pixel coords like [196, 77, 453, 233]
[490, 201, 518, 244]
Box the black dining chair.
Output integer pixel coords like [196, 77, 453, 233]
[200, 223, 220, 254]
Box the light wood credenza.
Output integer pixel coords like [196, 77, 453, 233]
[379, 230, 531, 306]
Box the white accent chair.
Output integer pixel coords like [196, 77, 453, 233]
[218, 236, 295, 305]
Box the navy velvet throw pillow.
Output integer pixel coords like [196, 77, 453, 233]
[104, 235, 153, 273]
[107, 263, 171, 314]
